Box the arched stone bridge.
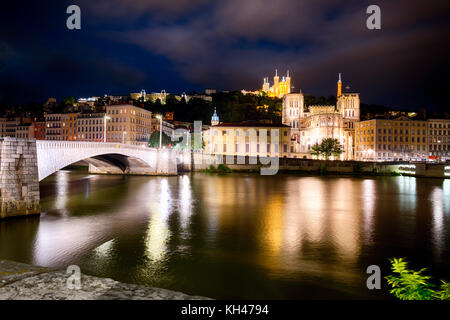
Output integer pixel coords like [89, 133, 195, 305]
[0, 138, 177, 219]
[36, 140, 177, 181]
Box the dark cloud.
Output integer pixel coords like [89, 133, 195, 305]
[95, 0, 449, 110]
[82, 0, 212, 19]
[1, 0, 449, 111]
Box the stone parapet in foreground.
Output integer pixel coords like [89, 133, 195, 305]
[0, 260, 208, 300]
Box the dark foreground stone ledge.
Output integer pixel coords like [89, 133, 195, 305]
[0, 260, 209, 300]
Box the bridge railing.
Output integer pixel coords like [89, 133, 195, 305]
[36, 140, 158, 152]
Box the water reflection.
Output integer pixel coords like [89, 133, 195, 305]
[144, 179, 172, 263]
[431, 186, 446, 258]
[0, 172, 449, 299]
[362, 179, 375, 244]
[397, 176, 417, 213]
[179, 175, 193, 229]
[54, 171, 69, 217]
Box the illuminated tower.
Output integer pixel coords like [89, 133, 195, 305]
[262, 77, 270, 92]
[337, 73, 342, 98]
[211, 108, 219, 126]
[286, 70, 291, 95]
[273, 69, 279, 97]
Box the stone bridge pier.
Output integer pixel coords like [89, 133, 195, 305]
[0, 138, 40, 219]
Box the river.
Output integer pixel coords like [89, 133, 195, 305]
[0, 170, 449, 299]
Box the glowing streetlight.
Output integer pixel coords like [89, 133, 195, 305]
[103, 115, 111, 143]
[155, 114, 162, 149]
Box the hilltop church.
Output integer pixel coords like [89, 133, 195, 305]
[282, 74, 360, 160]
[261, 70, 291, 98]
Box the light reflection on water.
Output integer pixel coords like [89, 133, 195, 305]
[0, 172, 449, 299]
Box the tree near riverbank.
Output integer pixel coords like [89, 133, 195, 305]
[310, 138, 344, 160]
[148, 131, 172, 148]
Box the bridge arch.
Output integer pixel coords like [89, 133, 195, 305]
[36, 141, 176, 181]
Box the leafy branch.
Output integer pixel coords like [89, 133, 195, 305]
[385, 258, 450, 300]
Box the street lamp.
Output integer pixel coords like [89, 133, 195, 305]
[186, 132, 190, 150]
[156, 114, 162, 149]
[367, 149, 374, 161]
[104, 115, 111, 143]
[122, 131, 127, 144]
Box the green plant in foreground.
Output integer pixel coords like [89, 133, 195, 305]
[434, 281, 450, 300]
[385, 258, 450, 300]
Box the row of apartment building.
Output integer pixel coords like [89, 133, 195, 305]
[0, 104, 173, 145]
[355, 116, 450, 161]
[205, 117, 450, 162]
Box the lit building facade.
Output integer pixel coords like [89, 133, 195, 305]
[130, 89, 147, 101]
[105, 104, 152, 144]
[355, 117, 428, 161]
[77, 113, 105, 142]
[15, 124, 34, 139]
[262, 70, 291, 98]
[33, 121, 46, 140]
[61, 113, 79, 141]
[45, 113, 79, 140]
[282, 74, 360, 160]
[131, 90, 168, 104]
[0, 117, 20, 137]
[205, 121, 292, 158]
[45, 113, 62, 140]
[428, 119, 450, 161]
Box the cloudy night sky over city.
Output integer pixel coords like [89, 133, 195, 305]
[1, 0, 449, 112]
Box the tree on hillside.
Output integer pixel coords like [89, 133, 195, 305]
[62, 96, 76, 106]
[166, 94, 178, 105]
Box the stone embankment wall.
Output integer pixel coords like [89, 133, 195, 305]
[178, 152, 449, 178]
[0, 138, 40, 219]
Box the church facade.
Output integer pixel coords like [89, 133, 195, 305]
[282, 74, 360, 160]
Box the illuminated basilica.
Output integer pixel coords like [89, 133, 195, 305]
[262, 70, 291, 98]
[282, 74, 360, 160]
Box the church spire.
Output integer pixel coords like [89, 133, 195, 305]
[337, 73, 342, 98]
[211, 107, 219, 126]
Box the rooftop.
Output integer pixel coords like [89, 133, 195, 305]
[212, 120, 290, 128]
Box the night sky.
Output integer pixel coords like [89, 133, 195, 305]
[1, 0, 449, 112]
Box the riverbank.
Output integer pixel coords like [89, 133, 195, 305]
[0, 260, 209, 300]
[181, 154, 450, 178]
